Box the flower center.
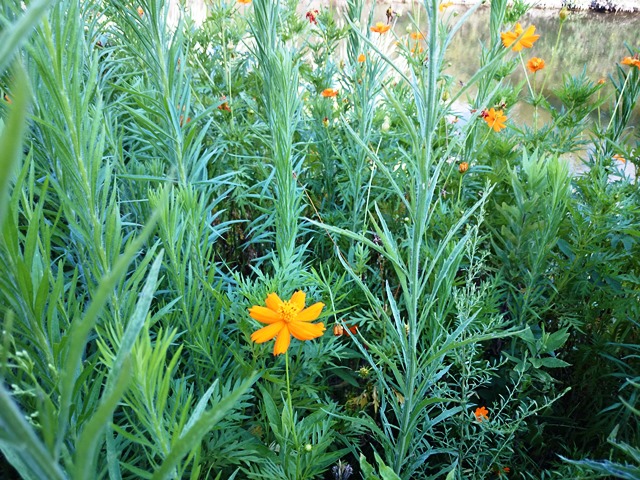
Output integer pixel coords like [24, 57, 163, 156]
[279, 301, 299, 323]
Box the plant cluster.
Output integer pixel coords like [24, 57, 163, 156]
[0, 0, 639, 479]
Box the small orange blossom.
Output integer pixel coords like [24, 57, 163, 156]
[410, 31, 425, 40]
[439, 1, 453, 12]
[358, 53, 366, 63]
[321, 88, 339, 97]
[474, 406, 489, 422]
[501, 23, 540, 52]
[137, 6, 144, 16]
[527, 57, 545, 73]
[370, 22, 391, 34]
[237, 0, 252, 4]
[482, 108, 507, 132]
[249, 291, 325, 356]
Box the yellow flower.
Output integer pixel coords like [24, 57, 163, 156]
[501, 23, 540, 52]
[249, 292, 325, 356]
[357, 53, 366, 63]
[439, 1, 453, 12]
[527, 57, 545, 73]
[482, 108, 507, 132]
[321, 88, 339, 97]
[474, 406, 489, 422]
[370, 22, 391, 34]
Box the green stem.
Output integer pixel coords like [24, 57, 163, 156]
[284, 351, 298, 447]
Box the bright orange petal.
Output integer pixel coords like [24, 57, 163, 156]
[249, 306, 281, 324]
[296, 302, 325, 322]
[251, 321, 285, 343]
[290, 291, 306, 311]
[288, 321, 326, 341]
[273, 326, 291, 355]
[265, 292, 284, 312]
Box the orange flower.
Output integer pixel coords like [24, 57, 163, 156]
[459, 162, 469, 174]
[370, 22, 391, 34]
[501, 23, 540, 52]
[3, 94, 11, 104]
[482, 108, 507, 132]
[439, 1, 453, 12]
[613, 153, 626, 163]
[358, 53, 366, 63]
[249, 291, 325, 356]
[527, 57, 545, 73]
[321, 88, 339, 97]
[237, 0, 252, 3]
[621, 56, 640, 69]
[137, 6, 144, 16]
[597, 78, 606, 85]
[410, 31, 424, 40]
[333, 324, 358, 337]
[474, 406, 489, 422]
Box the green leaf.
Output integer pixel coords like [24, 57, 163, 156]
[538, 357, 571, 369]
[0, 64, 29, 225]
[374, 452, 401, 480]
[0, 0, 51, 74]
[359, 453, 382, 480]
[151, 374, 259, 480]
[543, 328, 570, 353]
[0, 384, 66, 480]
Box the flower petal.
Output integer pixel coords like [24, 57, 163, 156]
[296, 302, 325, 322]
[249, 306, 281, 324]
[273, 326, 291, 355]
[251, 321, 285, 343]
[265, 293, 284, 312]
[290, 291, 306, 311]
[289, 321, 325, 341]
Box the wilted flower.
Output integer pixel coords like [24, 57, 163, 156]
[501, 23, 540, 52]
[306, 9, 319, 24]
[249, 291, 325, 356]
[527, 57, 545, 72]
[321, 88, 339, 98]
[370, 22, 391, 34]
[474, 406, 489, 422]
[482, 108, 507, 132]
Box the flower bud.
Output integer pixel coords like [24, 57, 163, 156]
[459, 162, 469, 174]
[559, 7, 569, 21]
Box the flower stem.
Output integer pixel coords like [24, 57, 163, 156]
[284, 351, 298, 446]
